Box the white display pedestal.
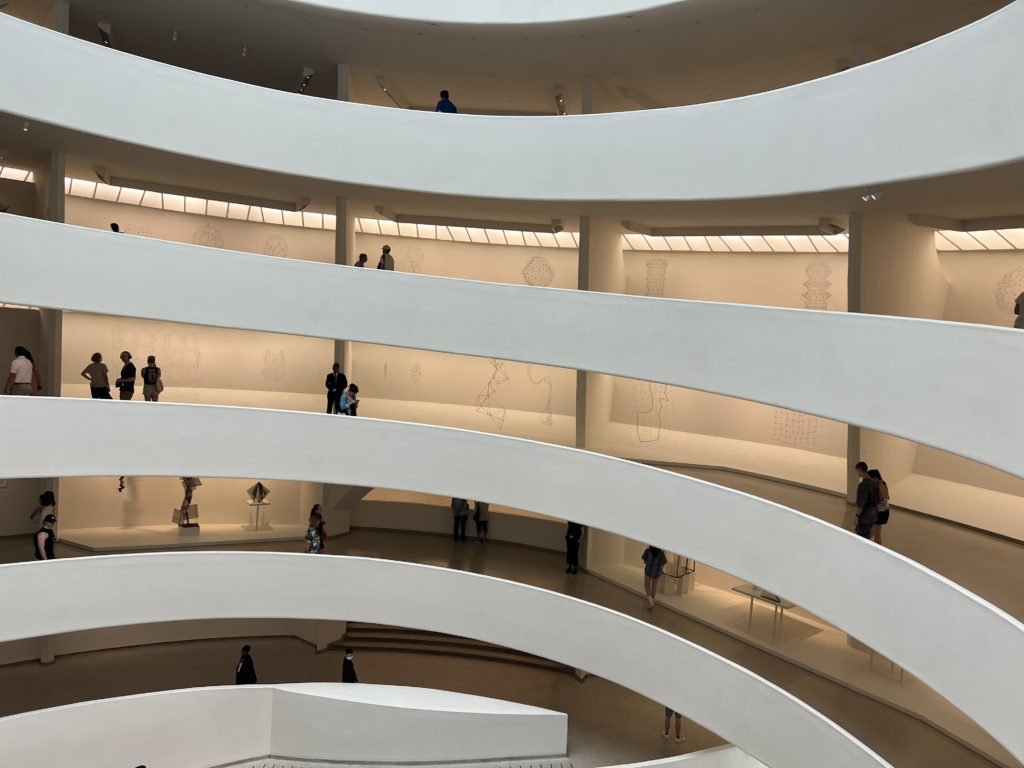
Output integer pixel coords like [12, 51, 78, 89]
[245, 500, 271, 531]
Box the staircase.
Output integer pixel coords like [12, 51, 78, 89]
[337, 623, 575, 675]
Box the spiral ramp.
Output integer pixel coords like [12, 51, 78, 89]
[1, 2, 1023, 768]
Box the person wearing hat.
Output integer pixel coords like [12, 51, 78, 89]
[34, 513, 57, 560]
[377, 245, 395, 271]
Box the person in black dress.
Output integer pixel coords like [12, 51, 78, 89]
[342, 648, 359, 682]
[236, 644, 258, 684]
[565, 522, 584, 574]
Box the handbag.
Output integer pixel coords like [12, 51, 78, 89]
[155, 378, 165, 394]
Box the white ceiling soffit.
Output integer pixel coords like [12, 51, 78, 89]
[6, 166, 1015, 253]
[280, 0, 684, 25]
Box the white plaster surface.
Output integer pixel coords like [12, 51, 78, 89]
[0, 683, 567, 767]
[4, 216, 1024, 481]
[0, 398, 1021, 763]
[609, 747, 766, 768]
[0, 553, 887, 768]
[0, 4, 1022, 202]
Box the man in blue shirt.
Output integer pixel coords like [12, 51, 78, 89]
[435, 90, 457, 113]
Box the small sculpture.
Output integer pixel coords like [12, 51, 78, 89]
[246, 482, 270, 504]
[172, 477, 202, 528]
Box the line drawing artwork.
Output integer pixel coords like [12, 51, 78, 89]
[994, 266, 1024, 312]
[522, 256, 555, 286]
[261, 350, 286, 381]
[476, 359, 510, 430]
[383, 362, 388, 380]
[402, 246, 425, 274]
[122, 224, 153, 238]
[191, 224, 224, 249]
[409, 363, 422, 384]
[634, 381, 669, 442]
[263, 234, 289, 258]
[802, 261, 832, 309]
[111, 323, 204, 397]
[645, 258, 669, 298]
[525, 364, 554, 426]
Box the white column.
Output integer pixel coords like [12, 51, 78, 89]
[846, 212, 948, 498]
[334, 197, 357, 377]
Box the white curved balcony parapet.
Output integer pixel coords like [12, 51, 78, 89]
[0, 553, 888, 768]
[1, 398, 1021, 762]
[1, 4, 1022, 203]
[0, 682, 567, 767]
[289, 0, 683, 24]
[4, 215, 1024, 480]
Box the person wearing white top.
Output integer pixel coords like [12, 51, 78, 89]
[4, 346, 38, 396]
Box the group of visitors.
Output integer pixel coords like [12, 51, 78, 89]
[353, 244, 394, 271]
[853, 461, 891, 544]
[31, 490, 58, 561]
[325, 364, 360, 415]
[451, 498, 489, 543]
[305, 504, 328, 554]
[234, 643, 359, 685]
[80, 351, 163, 401]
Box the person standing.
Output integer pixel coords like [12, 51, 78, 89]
[342, 648, 359, 682]
[305, 510, 324, 553]
[4, 346, 37, 396]
[353, 253, 368, 267]
[235, 645, 258, 684]
[435, 89, 458, 113]
[1014, 290, 1024, 328]
[81, 352, 112, 398]
[325, 363, 348, 414]
[141, 356, 162, 402]
[311, 503, 327, 552]
[565, 522, 584, 574]
[377, 245, 395, 271]
[34, 513, 57, 560]
[451, 498, 470, 541]
[868, 469, 890, 546]
[853, 461, 878, 538]
[30, 490, 56, 523]
[115, 351, 136, 401]
[641, 545, 668, 609]
[663, 707, 685, 743]
[473, 501, 489, 544]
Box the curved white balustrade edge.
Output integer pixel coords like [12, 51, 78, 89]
[0, 4, 1022, 202]
[0, 553, 887, 768]
[286, 0, 683, 24]
[1, 398, 1021, 762]
[0, 682, 566, 767]
[4, 215, 1024, 480]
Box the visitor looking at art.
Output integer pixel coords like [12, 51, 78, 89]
[3, 346, 41, 396]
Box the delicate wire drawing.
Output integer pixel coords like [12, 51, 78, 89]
[634, 381, 669, 442]
[526, 364, 554, 426]
[403, 246, 425, 274]
[994, 266, 1024, 312]
[522, 256, 555, 286]
[263, 234, 289, 258]
[645, 258, 668, 297]
[262, 350, 285, 381]
[409, 363, 422, 383]
[802, 261, 832, 309]
[476, 359, 510, 430]
[191, 224, 224, 249]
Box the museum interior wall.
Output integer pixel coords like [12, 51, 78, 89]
[14, 195, 1013, 541]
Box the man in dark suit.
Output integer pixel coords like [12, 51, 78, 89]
[325, 363, 348, 414]
[236, 644, 257, 684]
[342, 648, 359, 682]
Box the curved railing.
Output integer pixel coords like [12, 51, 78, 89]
[0, 553, 888, 768]
[0, 683, 567, 766]
[4, 215, 1023, 479]
[0, 3, 1022, 202]
[1, 397, 1021, 762]
[288, 0, 684, 24]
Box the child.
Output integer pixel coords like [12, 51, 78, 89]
[339, 383, 359, 416]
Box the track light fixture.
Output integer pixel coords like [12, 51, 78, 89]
[94, 166, 111, 185]
[241, 44, 248, 57]
[22, 121, 28, 133]
[171, 28, 178, 42]
[296, 67, 315, 94]
[551, 219, 564, 234]
[860, 188, 881, 202]
[553, 87, 567, 116]
[97, 22, 112, 47]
